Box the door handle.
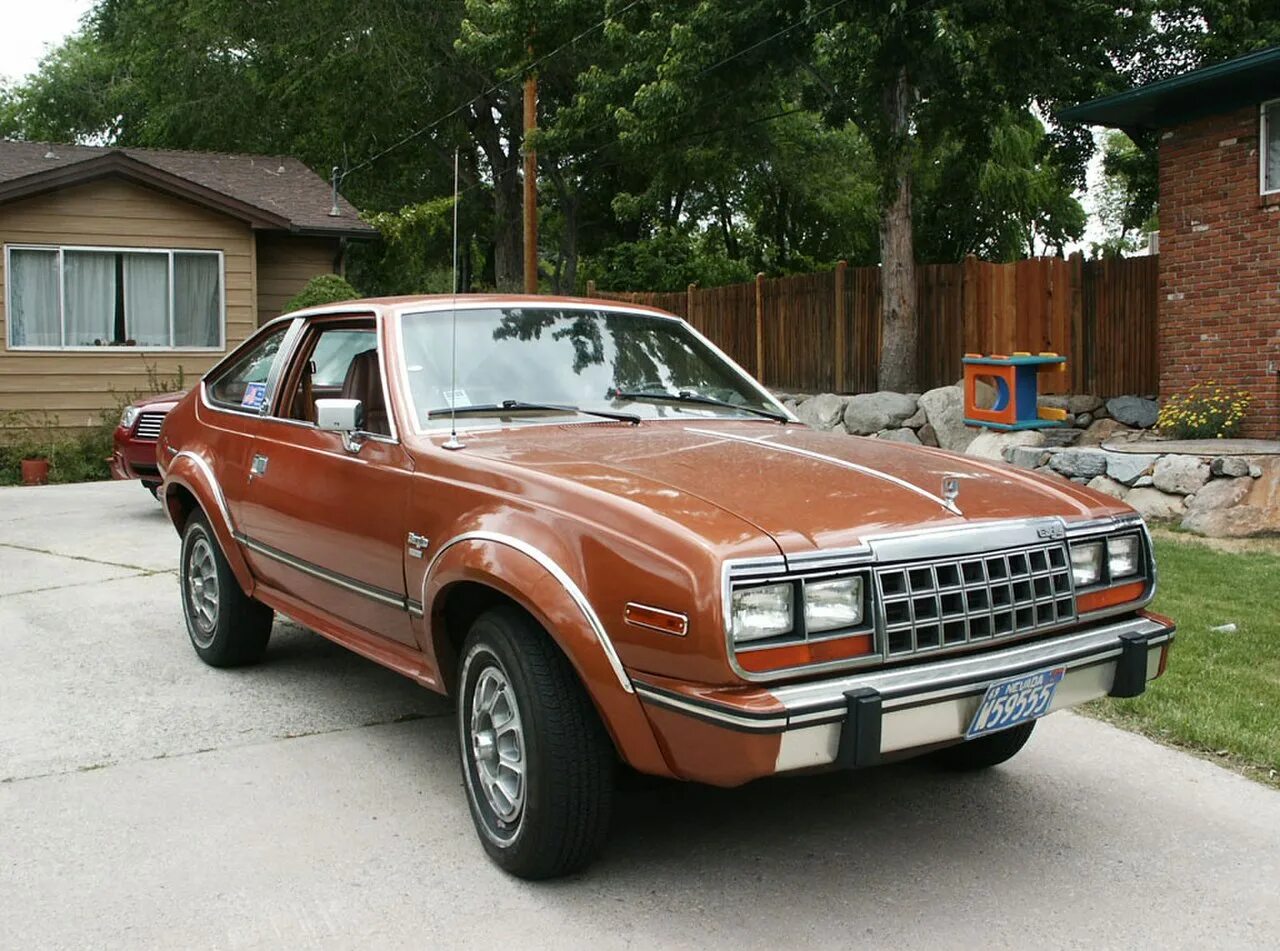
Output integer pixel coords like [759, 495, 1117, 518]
[249, 454, 269, 480]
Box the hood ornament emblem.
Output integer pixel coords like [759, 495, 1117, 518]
[941, 475, 962, 515]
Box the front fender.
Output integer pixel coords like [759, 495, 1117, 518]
[162, 450, 254, 596]
[423, 533, 672, 779]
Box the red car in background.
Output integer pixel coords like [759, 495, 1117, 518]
[111, 391, 186, 496]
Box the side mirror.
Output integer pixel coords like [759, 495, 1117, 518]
[315, 398, 365, 453]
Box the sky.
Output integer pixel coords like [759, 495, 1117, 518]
[0, 0, 94, 86]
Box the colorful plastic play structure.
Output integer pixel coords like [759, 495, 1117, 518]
[962, 352, 1069, 431]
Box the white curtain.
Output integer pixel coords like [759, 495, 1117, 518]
[63, 251, 117, 346]
[174, 253, 220, 347]
[123, 253, 170, 346]
[1269, 103, 1280, 193]
[7, 249, 60, 346]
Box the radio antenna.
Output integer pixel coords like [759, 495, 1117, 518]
[443, 147, 465, 451]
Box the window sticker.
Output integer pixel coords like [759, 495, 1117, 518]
[241, 382, 268, 410]
[441, 388, 470, 408]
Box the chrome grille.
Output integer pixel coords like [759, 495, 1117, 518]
[875, 542, 1075, 657]
[133, 412, 166, 440]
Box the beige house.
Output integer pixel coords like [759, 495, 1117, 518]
[0, 142, 374, 428]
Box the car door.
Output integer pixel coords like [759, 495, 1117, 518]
[232, 314, 417, 647]
[199, 319, 300, 527]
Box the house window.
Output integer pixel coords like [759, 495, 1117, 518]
[1263, 99, 1280, 194]
[5, 246, 224, 350]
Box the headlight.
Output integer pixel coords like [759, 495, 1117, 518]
[1071, 540, 1104, 588]
[731, 583, 793, 643]
[120, 406, 140, 429]
[804, 576, 864, 633]
[1107, 535, 1141, 579]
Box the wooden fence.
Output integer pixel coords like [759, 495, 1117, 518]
[589, 253, 1159, 397]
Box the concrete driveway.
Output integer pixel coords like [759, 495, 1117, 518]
[2, 481, 1278, 950]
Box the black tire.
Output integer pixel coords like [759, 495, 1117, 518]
[931, 721, 1036, 771]
[180, 510, 273, 667]
[457, 605, 614, 879]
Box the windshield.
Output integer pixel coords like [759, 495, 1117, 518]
[398, 307, 780, 429]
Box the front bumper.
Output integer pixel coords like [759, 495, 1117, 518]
[110, 428, 160, 482]
[633, 613, 1174, 785]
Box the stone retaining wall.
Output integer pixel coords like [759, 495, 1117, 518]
[782, 385, 1278, 538]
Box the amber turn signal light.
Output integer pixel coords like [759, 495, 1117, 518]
[1076, 580, 1146, 614]
[624, 602, 689, 636]
[737, 633, 874, 673]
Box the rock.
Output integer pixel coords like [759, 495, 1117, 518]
[782, 399, 799, 414]
[1042, 428, 1084, 447]
[1075, 413, 1093, 427]
[1047, 448, 1109, 480]
[1005, 446, 1049, 470]
[1070, 394, 1104, 415]
[902, 406, 927, 429]
[1250, 463, 1263, 478]
[1186, 477, 1250, 513]
[796, 393, 847, 431]
[917, 423, 939, 447]
[957, 377, 997, 409]
[918, 386, 976, 452]
[1078, 418, 1135, 446]
[1133, 475, 1154, 487]
[875, 427, 922, 445]
[1181, 506, 1269, 537]
[843, 391, 919, 435]
[1210, 456, 1250, 478]
[1124, 487, 1187, 521]
[965, 429, 1046, 462]
[1106, 452, 1160, 486]
[1152, 455, 1211, 495]
[1086, 475, 1129, 500]
[1106, 395, 1159, 429]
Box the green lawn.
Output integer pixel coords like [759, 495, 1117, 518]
[1085, 536, 1280, 786]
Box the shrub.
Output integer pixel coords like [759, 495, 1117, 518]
[283, 274, 360, 313]
[1156, 381, 1251, 439]
[0, 410, 112, 486]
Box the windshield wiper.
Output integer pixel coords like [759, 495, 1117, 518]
[611, 389, 788, 423]
[427, 399, 640, 424]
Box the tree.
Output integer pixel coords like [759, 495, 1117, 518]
[578, 0, 1146, 389]
[1090, 130, 1158, 257]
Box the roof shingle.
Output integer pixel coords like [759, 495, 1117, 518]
[0, 140, 375, 236]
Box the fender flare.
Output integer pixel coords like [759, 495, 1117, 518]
[163, 450, 254, 594]
[423, 532, 672, 778]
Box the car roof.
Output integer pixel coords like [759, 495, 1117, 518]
[280, 294, 676, 322]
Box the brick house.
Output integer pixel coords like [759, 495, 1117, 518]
[0, 142, 374, 428]
[1063, 47, 1280, 438]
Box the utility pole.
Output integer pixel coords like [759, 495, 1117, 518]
[522, 65, 538, 294]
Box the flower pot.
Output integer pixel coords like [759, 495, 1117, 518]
[20, 458, 50, 486]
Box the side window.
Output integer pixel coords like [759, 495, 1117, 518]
[206, 324, 289, 411]
[280, 323, 390, 435]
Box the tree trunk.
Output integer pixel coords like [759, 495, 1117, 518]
[877, 67, 917, 393]
[547, 165, 579, 294]
[471, 95, 524, 292]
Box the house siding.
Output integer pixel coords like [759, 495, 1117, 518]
[1158, 106, 1280, 438]
[0, 177, 255, 428]
[255, 232, 340, 326]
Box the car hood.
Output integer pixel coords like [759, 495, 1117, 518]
[444, 420, 1130, 557]
[130, 390, 187, 411]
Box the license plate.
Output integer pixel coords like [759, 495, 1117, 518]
[966, 666, 1065, 740]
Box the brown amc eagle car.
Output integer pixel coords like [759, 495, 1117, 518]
[157, 295, 1174, 879]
